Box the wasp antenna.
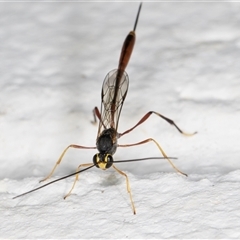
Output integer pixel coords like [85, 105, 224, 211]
[113, 156, 177, 164]
[133, 3, 142, 32]
[13, 164, 95, 199]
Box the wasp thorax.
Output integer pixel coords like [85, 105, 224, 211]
[96, 128, 117, 155]
[93, 153, 113, 170]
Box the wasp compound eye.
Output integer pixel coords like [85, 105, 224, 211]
[105, 154, 113, 169]
[93, 154, 99, 168]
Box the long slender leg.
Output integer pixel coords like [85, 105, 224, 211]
[118, 138, 187, 177]
[92, 106, 107, 136]
[119, 111, 197, 138]
[40, 144, 96, 183]
[91, 106, 101, 125]
[64, 163, 93, 199]
[113, 165, 136, 215]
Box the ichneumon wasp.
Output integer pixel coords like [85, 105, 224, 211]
[13, 3, 196, 214]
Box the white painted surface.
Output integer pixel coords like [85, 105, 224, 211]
[1, 2, 240, 238]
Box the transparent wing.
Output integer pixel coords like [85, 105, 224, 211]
[97, 69, 129, 137]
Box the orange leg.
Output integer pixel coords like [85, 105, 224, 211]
[113, 165, 136, 215]
[118, 138, 187, 177]
[64, 163, 93, 199]
[40, 144, 96, 183]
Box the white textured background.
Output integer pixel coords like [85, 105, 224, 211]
[1, 2, 240, 238]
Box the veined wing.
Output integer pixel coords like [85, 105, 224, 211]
[97, 69, 129, 137]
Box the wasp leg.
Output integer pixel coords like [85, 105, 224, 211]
[40, 145, 96, 183]
[113, 165, 136, 215]
[118, 138, 187, 177]
[119, 111, 197, 138]
[64, 163, 93, 199]
[91, 106, 101, 125]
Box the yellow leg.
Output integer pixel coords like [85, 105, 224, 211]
[40, 144, 96, 183]
[64, 163, 93, 199]
[118, 138, 187, 177]
[113, 165, 136, 215]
